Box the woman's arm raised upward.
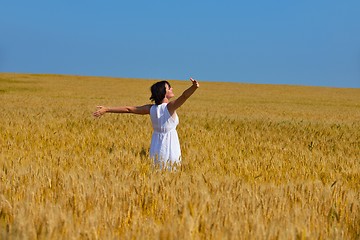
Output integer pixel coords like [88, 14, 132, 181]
[167, 78, 199, 116]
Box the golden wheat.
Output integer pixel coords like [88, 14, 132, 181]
[0, 73, 359, 239]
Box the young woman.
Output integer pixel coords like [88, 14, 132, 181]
[93, 78, 200, 169]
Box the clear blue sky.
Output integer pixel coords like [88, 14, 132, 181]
[1, 1, 359, 88]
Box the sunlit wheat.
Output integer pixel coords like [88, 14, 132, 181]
[0, 73, 359, 239]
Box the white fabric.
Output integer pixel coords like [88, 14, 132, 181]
[149, 103, 181, 166]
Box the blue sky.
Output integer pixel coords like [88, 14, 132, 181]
[1, 1, 359, 88]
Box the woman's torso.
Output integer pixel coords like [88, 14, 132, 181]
[150, 103, 179, 133]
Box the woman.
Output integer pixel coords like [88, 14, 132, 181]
[93, 77, 200, 169]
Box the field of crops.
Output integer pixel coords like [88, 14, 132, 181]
[1, 73, 359, 239]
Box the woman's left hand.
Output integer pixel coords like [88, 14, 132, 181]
[190, 78, 200, 88]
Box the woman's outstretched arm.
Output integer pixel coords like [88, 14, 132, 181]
[167, 78, 199, 115]
[93, 104, 152, 117]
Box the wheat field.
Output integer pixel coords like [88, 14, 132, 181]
[0, 73, 359, 239]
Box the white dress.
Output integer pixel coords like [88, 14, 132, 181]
[149, 103, 181, 166]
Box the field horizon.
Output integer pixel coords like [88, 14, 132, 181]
[2, 72, 360, 89]
[1, 73, 359, 239]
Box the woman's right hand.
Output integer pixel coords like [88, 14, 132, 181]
[93, 106, 108, 118]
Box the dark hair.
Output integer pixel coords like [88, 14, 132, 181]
[150, 81, 171, 105]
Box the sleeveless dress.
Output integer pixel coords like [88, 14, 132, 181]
[149, 103, 181, 167]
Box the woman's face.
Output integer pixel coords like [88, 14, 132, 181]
[165, 83, 174, 99]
